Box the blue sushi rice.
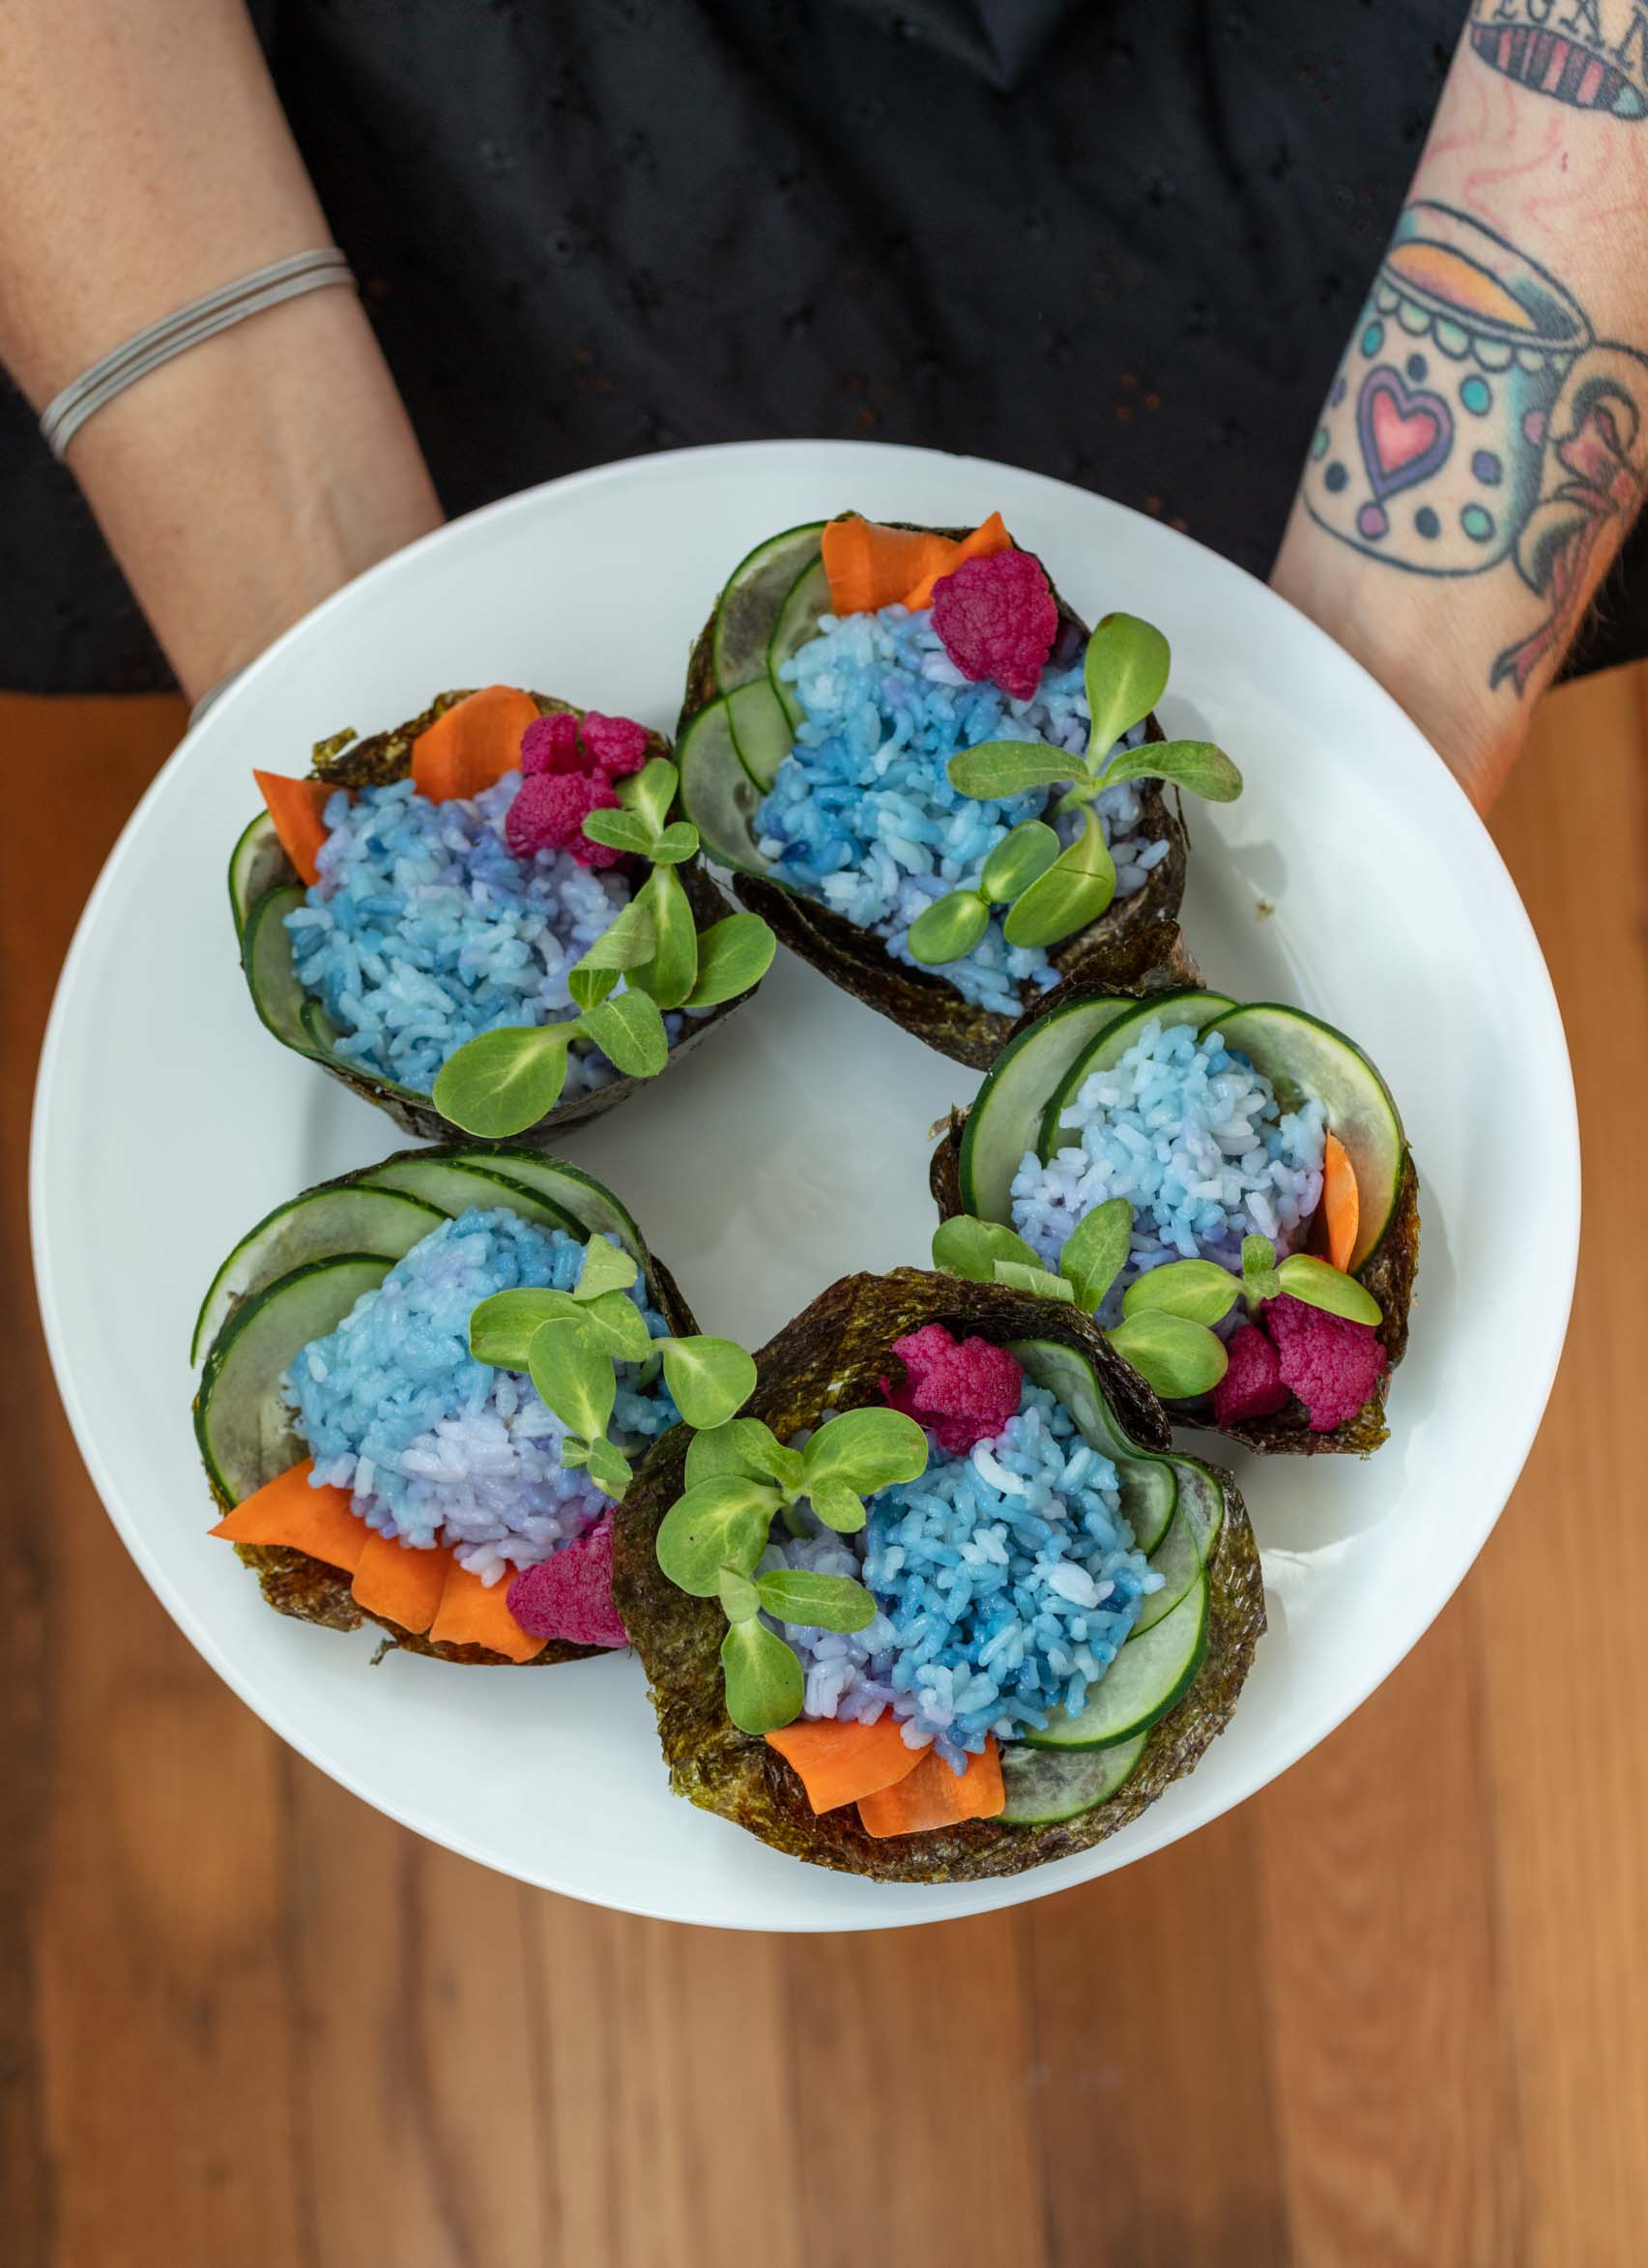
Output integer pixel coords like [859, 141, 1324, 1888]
[284, 773, 675, 1100]
[763, 1380, 1161, 1770]
[284, 1207, 677, 1585]
[755, 603, 1171, 1018]
[1011, 1016, 1326, 1316]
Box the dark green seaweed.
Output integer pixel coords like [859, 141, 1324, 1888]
[612, 1267, 1264, 1882]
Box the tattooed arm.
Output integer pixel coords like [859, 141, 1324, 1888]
[1271, 0, 1648, 807]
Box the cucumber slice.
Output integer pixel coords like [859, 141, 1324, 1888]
[959, 996, 1135, 1222]
[1036, 989, 1237, 1161]
[1134, 1504, 1202, 1634]
[677, 694, 773, 872]
[1022, 1577, 1208, 1751]
[1204, 1003, 1403, 1271]
[242, 884, 323, 1059]
[190, 1185, 445, 1367]
[998, 1732, 1148, 1824]
[767, 553, 831, 730]
[725, 674, 795, 790]
[196, 1255, 391, 1505]
[228, 812, 288, 941]
[710, 522, 826, 694]
[361, 1154, 582, 1238]
[437, 1147, 648, 1263]
[1012, 1336, 1175, 1553]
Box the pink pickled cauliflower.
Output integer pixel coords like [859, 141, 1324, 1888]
[930, 549, 1058, 703]
[1261, 1294, 1387, 1434]
[506, 1511, 627, 1648]
[505, 770, 623, 866]
[1211, 1323, 1291, 1429]
[519, 708, 651, 781]
[880, 1323, 1024, 1456]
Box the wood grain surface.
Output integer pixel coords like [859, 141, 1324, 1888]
[3, 669, 1640, 2267]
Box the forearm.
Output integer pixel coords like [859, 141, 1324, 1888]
[1272, 2, 1648, 806]
[0, 0, 442, 699]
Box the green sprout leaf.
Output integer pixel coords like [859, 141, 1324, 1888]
[1100, 737, 1244, 803]
[1001, 804, 1116, 949]
[946, 741, 1076, 803]
[622, 756, 679, 837]
[575, 1288, 654, 1363]
[528, 1318, 617, 1442]
[431, 1022, 572, 1138]
[808, 1479, 867, 1534]
[1084, 611, 1171, 762]
[717, 1565, 762, 1622]
[1058, 1196, 1133, 1313]
[906, 889, 990, 967]
[1276, 1253, 1382, 1325]
[685, 1415, 804, 1496]
[567, 894, 657, 1010]
[1122, 1258, 1244, 1327]
[1106, 1311, 1229, 1399]
[469, 1286, 581, 1368]
[1241, 1234, 1282, 1307]
[583, 1434, 632, 1500]
[655, 1475, 782, 1594]
[579, 988, 670, 1078]
[582, 807, 657, 859]
[801, 1407, 928, 1497]
[575, 1235, 639, 1302]
[681, 913, 776, 1009]
[632, 863, 699, 1011]
[720, 1617, 804, 1733]
[649, 821, 701, 866]
[931, 1213, 1039, 1284]
[980, 821, 1061, 904]
[661, 1336, 757, 1430]
[756, 1570, 877, 1633]
[992, 1259, 1076, 1301]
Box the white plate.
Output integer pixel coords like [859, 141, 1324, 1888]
[31, 441, 1578, 1931]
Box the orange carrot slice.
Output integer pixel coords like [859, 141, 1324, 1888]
[901, 510, 1013, 610]
[821, 518, 957, 617]
[410, 684, 541, 804]
[428, 1561, 547, 1663]
[856, 1736, 1005, 1838]
[253, 771, 333, 887]
[766, 1715, 926, 1814]
[210, 1458, 366, 1571]
[350, 1530, 451, 1633]
[1321, 1132, 1360, 1273]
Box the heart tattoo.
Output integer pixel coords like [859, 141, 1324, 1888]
[1357, 366, 1456, 508]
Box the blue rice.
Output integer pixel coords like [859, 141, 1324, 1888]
[1011, 1016, 1326, 1316]
[756, 603, 1169, 1018]
[284, 772, 679, 1099]
[284, 1207, 677, 1585]
[764, 1380, 1161, 1769]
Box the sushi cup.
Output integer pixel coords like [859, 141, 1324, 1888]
[233, 686, 758, 1147]
[611, 1268, 1264, 1884]
[194, 1144, 703, 1666]
[930, 981, 1421, 1455]
[675, 516, 1205, 1069]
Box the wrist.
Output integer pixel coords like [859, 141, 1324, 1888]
[66, 283, 443, 700]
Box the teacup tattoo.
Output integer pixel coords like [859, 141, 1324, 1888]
[1302, 201, 1648, 695]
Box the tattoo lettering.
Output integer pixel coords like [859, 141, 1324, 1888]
[1300, 200, 1648, 695]
[1469, 0, 1648, 118]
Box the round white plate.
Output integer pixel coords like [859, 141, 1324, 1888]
[32, 440, 1577, 1931]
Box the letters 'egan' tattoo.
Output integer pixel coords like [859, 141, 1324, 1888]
[1300, 200, 1648, 697]
[1469, 0, 1648, 120]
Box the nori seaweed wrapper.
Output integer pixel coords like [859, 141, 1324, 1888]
[238, 689, 753, 1147]
[678, 519, 1194, 1069]
[928, 977, 1421, 1457]
[196, 1153, 701, 1667]
[612, 1267, 1264, 1882]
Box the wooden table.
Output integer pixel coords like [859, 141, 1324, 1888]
[4, 671, 1639, 2268]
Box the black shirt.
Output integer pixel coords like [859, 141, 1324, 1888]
[3, 0, 1641, 691]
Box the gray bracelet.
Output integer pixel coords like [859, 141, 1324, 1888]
[39, 247, 356, 462]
